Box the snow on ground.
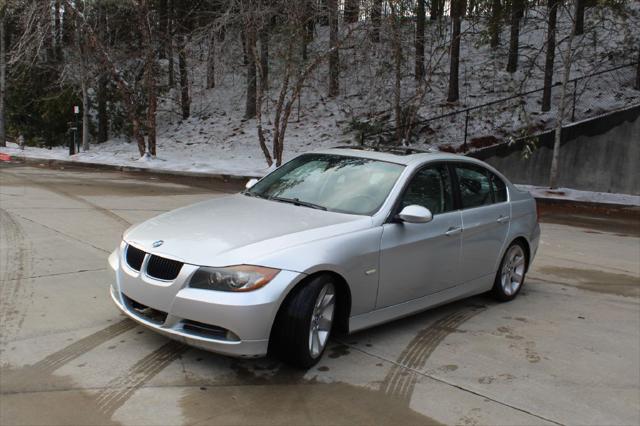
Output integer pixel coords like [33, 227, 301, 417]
[516, 185, 640, 206]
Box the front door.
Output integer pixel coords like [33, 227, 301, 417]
[377, 163, 462, 308]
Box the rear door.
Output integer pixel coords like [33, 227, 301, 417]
[453, 163, 510, 284]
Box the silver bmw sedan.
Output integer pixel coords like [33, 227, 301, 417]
[108, 147, 540, 368]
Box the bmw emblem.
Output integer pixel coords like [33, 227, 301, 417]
[152, 240, 164, 248]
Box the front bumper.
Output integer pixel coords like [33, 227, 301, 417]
[108, 244, 304, 358]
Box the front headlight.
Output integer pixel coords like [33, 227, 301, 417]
[188, 265, 280, 292]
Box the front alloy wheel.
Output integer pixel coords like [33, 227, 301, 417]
[271, 275, 337, 368]
[309, 283, 335, 358]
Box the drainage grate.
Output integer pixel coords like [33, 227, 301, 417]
[125, 245, 146, 271]
[146, 255, 183, 281]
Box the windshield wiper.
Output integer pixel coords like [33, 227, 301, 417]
[242, 191, 269, 199]
[268, 196, 327, 211]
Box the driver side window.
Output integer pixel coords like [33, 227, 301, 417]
[400, 165, 453, 214]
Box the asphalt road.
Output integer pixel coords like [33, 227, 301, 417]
[1, 164, 639, 426]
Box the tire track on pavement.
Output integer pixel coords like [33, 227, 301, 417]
[95, 340, 188, 416]
[1, 170, 131, 227]
[0, 208, 32, 346]
[379, 305, 485, 403]
[30, 319, 137, 374]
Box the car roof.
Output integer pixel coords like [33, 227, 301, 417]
[312, 147, 478, 167]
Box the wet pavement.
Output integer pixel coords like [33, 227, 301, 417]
[1, 164, 639, 426]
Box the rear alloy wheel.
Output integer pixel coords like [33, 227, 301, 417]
[492, 242, 527, 302]
[271, 275, 336, 368]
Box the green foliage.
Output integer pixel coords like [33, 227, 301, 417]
[6, 65, 80, 147]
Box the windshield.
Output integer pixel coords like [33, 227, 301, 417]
[247, 154, 405, 215]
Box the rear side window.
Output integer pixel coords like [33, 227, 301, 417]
[455, 165, 493, 209]
[490, 173, 508, 203]
[401, 164, 454, 214]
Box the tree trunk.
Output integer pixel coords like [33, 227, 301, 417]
[389, 3, 402, 144]
[241, 29, 249, 65]
[244, 20, 257, 119]
[140, 0, 157, 156]
[206, 29, 215, 89]
[168, 0, 174, 86]
[447, 0, 462, 102]
[344, 0, 360, 23]
[0, 7, 5, 148]
[75, 10, 90, 151]
[318, 0, 329, 26]
[549, 0, 578, 189]
[178, 36, 190, 119]
[467, 0, 476, 17]
[97, 76, 108, 143]
[371, 0, 381, 42]
[96, 2, 108, 143]
[146, 71, 157, 156]
[55, 0, 62, 60]
[575, 0, 584, 35]
[158, 0, 167, 59]
[506, 0, 522, 73]
[541, 0, 558, 112]
[635, 49, 640, 90]
[415, 0, 425, 81]
[489, 0, 501, 48]
[328, 0, 339, 97]
[259, 24, 269, 91]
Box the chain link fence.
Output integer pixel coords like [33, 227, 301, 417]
[362, 62, 639, 153]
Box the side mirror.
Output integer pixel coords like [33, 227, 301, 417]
[245, 178, 259, 190]
[396, 205, 433, 224]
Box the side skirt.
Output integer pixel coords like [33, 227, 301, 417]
[348, 273, 494, 334]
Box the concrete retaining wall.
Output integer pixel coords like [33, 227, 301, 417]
[470, 105, 640, 195]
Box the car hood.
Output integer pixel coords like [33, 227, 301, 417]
[124, 194, 371, 268]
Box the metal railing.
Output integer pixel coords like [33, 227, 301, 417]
[362, 62, 639, 152]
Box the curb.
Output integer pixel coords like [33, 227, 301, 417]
[6, 155, 261, 182]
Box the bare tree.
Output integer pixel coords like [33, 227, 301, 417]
[63, 0, 147, 157]
[0, 4, 6, 147]
[636, 48, 640, 90]
[370, 0, 381, 42]
[489, 0, 501, 48]
[177, 37, 189, 118]
[506, 0, 523, 73]
[575, 0, 584, 35]
[549, 0, 579, 189]
[259, 19, 269, 90]
[206, 28, 215, 89]
[328, 0, 339, 97]
[74, 4, 90, 151]
[139, 0, 157, 156]
[447, 0, 462, 102]
[344, 0, 360, 23]
[96, 2, 108, 143]
[542, 0, 558, 112]
[415, 0, 425, 80]
[389, 0, 402, 143]
[244, 11, 257, 118]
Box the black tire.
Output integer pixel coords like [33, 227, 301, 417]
[491, 240, 528, 302]
[270, 274, 336, 369]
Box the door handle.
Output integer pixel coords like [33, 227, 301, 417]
[497, 215, 510, 224]
[445, 226, 462, 236]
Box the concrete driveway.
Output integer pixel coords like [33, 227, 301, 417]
[1, 164, 638, 426]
